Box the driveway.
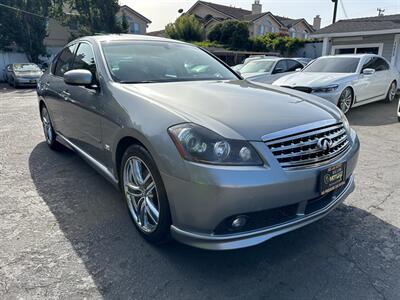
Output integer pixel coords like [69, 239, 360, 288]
[0, 83, 399, 299]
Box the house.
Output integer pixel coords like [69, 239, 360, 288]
[116, 5, 152, 35]
[44, 5, 151, 56]
[310, 14, 400, 72]
[185, 0, 318, 38]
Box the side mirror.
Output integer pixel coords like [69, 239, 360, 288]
[362, 68, 375, 75]
[64, 69, 93, 86]
[295, 68, 302, 72]
[274, 67, 284, 74]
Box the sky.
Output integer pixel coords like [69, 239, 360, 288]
[121, 0, 400, 32]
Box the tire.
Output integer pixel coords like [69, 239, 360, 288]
[385, 81, 397, 103]
[12, 78, 18, 89]
[41, 106, 62, 150]
[120, 144, 171, 244]
[337, 87, 353, 114]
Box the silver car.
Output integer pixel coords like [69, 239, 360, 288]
[5, 63, 43, 88]
[273, 54, 399, 114]
[37, 35, 360, 250]
[239, 57, 304, 83]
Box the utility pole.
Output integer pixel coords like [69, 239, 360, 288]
[377, 8, 385, 16]
[332, 0, 339, 24]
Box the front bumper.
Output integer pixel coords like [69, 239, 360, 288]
[163, 130, 360, 250]
[311, 90, 341, 105]
[15, 77, 39, 85]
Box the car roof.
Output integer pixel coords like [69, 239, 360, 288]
[319, 54, 381, 59]
[72, 34, 186, 45]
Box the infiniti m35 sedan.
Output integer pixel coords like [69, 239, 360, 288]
[273, 54, 399, 114]
[37, 35, 360, 250]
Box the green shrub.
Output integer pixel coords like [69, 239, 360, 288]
[165, 15, 204, 42]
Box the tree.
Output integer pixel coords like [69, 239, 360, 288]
[207, 23, 222, 42]
[165, 15, 204, 42]
[207, 20, 249, 50]
[121, 12, 129, 33]
[66, 0, 121, 36]
[0, 0, 63, 62]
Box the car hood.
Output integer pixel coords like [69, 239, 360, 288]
[121, 80, 341, 141]
[273, 72, 356, 88]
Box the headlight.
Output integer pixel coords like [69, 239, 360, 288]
[312, 84, 339, 93]
[168, 123, 263, 166]
[340, 111, 350, 133]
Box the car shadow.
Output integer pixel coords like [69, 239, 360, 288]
[346, 97, 399, 127]
[29, 142, 400, 299]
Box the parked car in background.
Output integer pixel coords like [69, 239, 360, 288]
[293, 57, 313, 66]
[4, 63, 43, 88]
[37, 35, 359, 250]
[397, 97, 400, 122]
[239, 57, 304, 84]
[274, 54, 399, 114]
[231, 64, 244, 72]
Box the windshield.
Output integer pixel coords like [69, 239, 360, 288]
[240, 60, 275, 74]
[303, 57, 360, 73]
[13, 64, 40, 72]
[101, 41, 238, 83]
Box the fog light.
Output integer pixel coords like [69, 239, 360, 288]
[231, 216, 247, 229]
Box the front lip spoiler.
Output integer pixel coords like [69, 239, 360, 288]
[171, 175, 355, 250]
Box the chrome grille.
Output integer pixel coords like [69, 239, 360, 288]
[265, 123, 350, 169]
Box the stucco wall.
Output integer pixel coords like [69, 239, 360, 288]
[190, 4, 228, 19]
[292, 21, 312, 39]
[252, 15, 281, 37]
[116, 8, 149, 35]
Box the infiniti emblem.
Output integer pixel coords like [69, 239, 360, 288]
[317, 137, 333, 151]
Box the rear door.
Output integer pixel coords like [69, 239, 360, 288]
[42, 44, 78, 132]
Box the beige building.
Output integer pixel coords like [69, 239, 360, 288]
[44, 5, 151, 57]
[186, 0, 319, 39]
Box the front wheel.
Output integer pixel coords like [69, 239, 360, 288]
[41, 106, 62, 150]
[120, 144, 171, 244]
[338, 87, 353, 114]
[385, 81, 397, 103]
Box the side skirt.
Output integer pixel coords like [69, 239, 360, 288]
[56, 133, 120, 190]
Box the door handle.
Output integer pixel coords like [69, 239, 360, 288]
[61, 90, 71, 100]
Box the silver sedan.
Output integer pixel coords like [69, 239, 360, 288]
[37, 35, 360, 250]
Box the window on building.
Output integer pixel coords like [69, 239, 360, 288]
[258, 25, 265, 35]
[130, 22, 141, 34]
[302, 31, 308, 39]
[334, 46, 380, 55]
[289, 28, 296, 38]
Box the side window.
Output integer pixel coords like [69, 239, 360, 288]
[362, 57, 389, 72]
[375, 58, 389, 71]
[73, 43, 97, 76]
[287, 60, 303, 72]
[274, 60, 288, 73]
[54, 45, 77, 77]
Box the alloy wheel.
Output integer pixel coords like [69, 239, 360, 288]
[338, 88, 352, 114]
[388, 82, 397, 102]
[123, 157, 160, 233]
[42, 108, 53, 144]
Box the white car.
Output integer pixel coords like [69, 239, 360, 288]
[239, 58, 304, 84]
[273, 54, 399, 113]
[397, 97, 400, 122]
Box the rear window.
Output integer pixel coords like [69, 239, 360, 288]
[303, 57, 360, 73]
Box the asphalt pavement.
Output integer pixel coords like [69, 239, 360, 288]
[0, 83, 399, 299]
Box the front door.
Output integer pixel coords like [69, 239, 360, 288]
[61, 42, 104, 162]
